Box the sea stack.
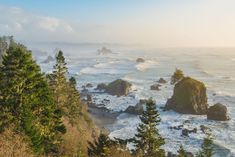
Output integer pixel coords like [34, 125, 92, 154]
[165, 77, 208, 114]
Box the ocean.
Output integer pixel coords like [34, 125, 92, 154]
[31, 43, 235, 157]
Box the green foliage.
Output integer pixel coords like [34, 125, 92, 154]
[88, 133, 114, 157]
[0, 42, 65, 155]
[133, 98, 165, 157]
[196, 133, 215, 157]
[49, 51, 81, 126]
[171, 68, 184, 84]
[177, 145, 187, 157]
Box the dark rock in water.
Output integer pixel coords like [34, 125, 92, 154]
[169, 125, 183, 130]
[182, 129, 189, 137]
[165, 77, 208, 115]
[96, 79, 132, 96]
[95, 83, 107, 91]
[200, 125, 211, 134]
[136, 58, 145, 63]
[97, 47, 113, 55]
[124, 99, 147, 115]
[158, 78, 167, 84]
[181, 128, 197, 137]
[150, 84, 161, 91]
[86, 83, 93, 88]
[207, 103, 230, 121]
[105, 79, 132, 96]
[41, 55, 54, 63]
[167, 152, 177, 157]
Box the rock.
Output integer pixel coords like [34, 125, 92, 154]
[181, 128, 197, 136]
[165, 77, 208, 114]
[200, 125, 211, 134]
[182, 129, 189, 137]
[171, 68, 184, 84]
[95, 83, 107, 91]
[207, 103, 230, 121]
[169, 125, 183, 130]
[136, 58, 145, 63]
[97, 47, 113, 55]
[95, 79, 132, 96]
[41, 55, 54, 63]
[157, 78, 167, 84]
[150, 84, 161, 91]
[105, 79, 132, 96]
[167, 152, 177, 157]
[86, 83, 93, 88]
[124, 99, 147, 115]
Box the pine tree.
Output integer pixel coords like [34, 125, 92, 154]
[177, 145, 187, 157]
[196, 133, 215, 157]
[50, 50, 68, 109]
[133, 98, 165, 157]
[0, 42, 65, 155]
[87, 133, 114, 157]
[49, 51, 81, 125]
[66, 76, 82, 126]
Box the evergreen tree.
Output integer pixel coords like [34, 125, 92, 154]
[177, 145, 187, 157]
[88, 133, 114, 157]
[49, 51, 81, 125]
[66, 76, 82, 126]
[0, 42, 65, 155]
[133, 98, 165, 157]
[196, 133, 215, 157]
[171, 68, 184, 84]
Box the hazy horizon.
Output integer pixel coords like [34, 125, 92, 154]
[1, 0, 235, 48]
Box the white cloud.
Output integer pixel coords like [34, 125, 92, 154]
[0, 6, 75, 42]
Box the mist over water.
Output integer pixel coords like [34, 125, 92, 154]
[32, 43, 235, 156]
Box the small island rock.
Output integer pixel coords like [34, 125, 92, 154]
[150, 84, 161, 91]
[207, 103, 230, 121]
[158, 78, 167, 84]
[136, 58, 145, 63]
[125, 99, 147, 115]
[95, 79, 132, 96]
[165, 77, 208, 114]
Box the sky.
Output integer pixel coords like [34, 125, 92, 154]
[1, 0, 235, 47]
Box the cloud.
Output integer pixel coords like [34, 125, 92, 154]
[0, 6, 74, 42]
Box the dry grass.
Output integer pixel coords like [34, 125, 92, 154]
[59, 105, 100, 157]
[0, 128, 34, 157]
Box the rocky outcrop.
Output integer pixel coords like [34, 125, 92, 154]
[136, 58, 145, 63]
[124, 99, 147, 115]
[95, 79, 132, 96]
[157, 78, 167, 84]
[207, 103, 230, 121]
[96, 83, 107, 91]
[165, 77, 208, 114]
[171, 68, 184, 84]
[150, 84, 161, 91]
[181, 128, 197, 136]
[106, 79, 132, 96]
[86, 83, 93, 88]
[97, 47, 112, 55]
[41, 55, 54, 63]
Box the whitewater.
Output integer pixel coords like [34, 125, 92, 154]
[33, 44, 235, 157]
